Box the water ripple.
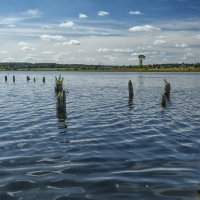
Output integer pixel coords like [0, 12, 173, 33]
[0, 72, 200, 199]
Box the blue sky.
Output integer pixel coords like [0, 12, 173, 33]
[0, 0, 199, 65]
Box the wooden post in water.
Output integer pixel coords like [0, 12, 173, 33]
[161, 79, 171, 108]
[34, 77, 36, 82]
[55, 75, 66, 121]
[43, 77, 45, 83]
[128, 80, 134, 100]
[27, 76, 30, 81]
[161, 94, 166, 108]
[5, 76, 7, 82]
[164, 79, 170, 100]
[13, 75, 15, 82]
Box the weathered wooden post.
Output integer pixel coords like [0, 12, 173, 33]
[161, 94, 166, 108]
[161, 79, 171, 108]
[164, 79, 170, 100]
[13, 75, 15, 82]
[5, 76, 7, 82]
[43, 77, 45, 83]
[128, 80, 134, 100]
[55, 75, 66, 121]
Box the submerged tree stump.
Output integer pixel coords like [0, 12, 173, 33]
[128, 80, 134, 100]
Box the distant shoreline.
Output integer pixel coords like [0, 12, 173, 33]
[0, 67, 200, 73]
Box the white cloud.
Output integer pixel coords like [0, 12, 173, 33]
[153, 39, 166, 45]
[196, 35, 200, 40]
[0, 16, 20, 25]
[0, 9, 42, 25]
[113, 48, 133, 53]
[0, 51, 8, 54]
[78, 49, 84, 53]
[97, 48, 110, 53]
[18, 42, 35, 51]
[175, 43, 188, 48]
[129, 11, 142, 15]
[137, 46, 152, 50]
[128, 57, 138, 61]
[98, 11, 109, 17]
[41, 25, 52, 29]
[59, 21, 74, 28]
[42, 51, 54, 54]
[8, 24, 16, 28]
[131, 53, 139, 56]
[104, 55, 118, 62]
[79, 13, 88, 19]
[129, 25, 161, 32]
[60, 40, 81, 45]
[68, 39, 81, 45]
[40, 35, 66, 41]
[156, 35, 166, 39]
[185, 48, 191, 51]
[23, 9, 42, 18]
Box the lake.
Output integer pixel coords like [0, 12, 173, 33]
[0, 71, 200, 200]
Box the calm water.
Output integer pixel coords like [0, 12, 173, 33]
[0, 71, 200, 200]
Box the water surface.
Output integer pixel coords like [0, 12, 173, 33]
[0, 72, 200, 200]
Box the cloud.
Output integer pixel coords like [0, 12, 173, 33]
[129, 11, 142, 15]
[41, 25, 52, 29]
[97, 48, 110, 53]
[104, 55, 118, 62]
[59, 21, 74, 28]
[113, 48, 133, 53]
[23, 9, 42, 18]
[175, 43, 188, 48]
[79, 13, 88, 19]
[40, 34, 66, 41]
[153, 39, 166, 45]
[156, 35, 166, 39]
[42, 51, 54, 54]
[129, 25, 161, 32]
[0, 51, 8, 54]
[0, 16, 21, 25]
[60, 40, 81, 45]
[18, 42, 35, 51]
[0, 9, 42, 25]
[128, 57, 138, 61]
[98, 11, 109, 17]
[68, 39, 81, 45]
[196, 35, 200, 40]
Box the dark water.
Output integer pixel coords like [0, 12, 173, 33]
[0, 71, 200, 200]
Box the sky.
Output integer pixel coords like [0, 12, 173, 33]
[0, 0, 199, 65]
